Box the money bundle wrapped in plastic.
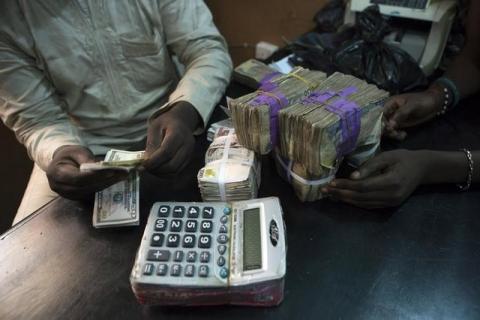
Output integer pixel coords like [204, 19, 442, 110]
[198, 127, 260, 202]
[233, 59, 284, 89]
[230, 67, 327, 155]
[273, 149, 340, 202]
[279, 72, 389, 177]
[207, 118, 234, 142]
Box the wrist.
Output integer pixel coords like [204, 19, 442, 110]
[426, 84, 446, 114]
[154, 101, 200, 133]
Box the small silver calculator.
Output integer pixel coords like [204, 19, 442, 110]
[130, 197, 286, 306]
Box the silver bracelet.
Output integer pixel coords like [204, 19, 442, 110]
[457, 149, 474, 191]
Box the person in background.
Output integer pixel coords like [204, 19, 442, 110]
[0, 1, 232, 224]
[322, 1, 480, 208]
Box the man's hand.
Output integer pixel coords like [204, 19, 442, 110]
[321, 150, 429, 209]
[143, 101, 200, 176]
[47, 145, 128, 200]
[383, 87, 443, 140]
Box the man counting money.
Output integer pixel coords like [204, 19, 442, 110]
[0, 1, 232, 224]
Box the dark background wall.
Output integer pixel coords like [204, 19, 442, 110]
[0, 123, 32, 233]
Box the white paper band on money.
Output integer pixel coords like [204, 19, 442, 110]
[217, 129, 233, 201]
[274, 152, 335, 186]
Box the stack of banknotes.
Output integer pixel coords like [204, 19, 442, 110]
[231, 60, 389, 202]
[230, 65, 327, 154]
[198, 127, 261, 202]
[80, 149, 144, 228]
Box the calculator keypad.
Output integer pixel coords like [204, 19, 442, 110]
[140, 203, 231, 285]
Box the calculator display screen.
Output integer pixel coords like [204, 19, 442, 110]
[243, 207, 262, 271]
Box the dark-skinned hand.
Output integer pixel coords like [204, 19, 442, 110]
[383, 86, 444, 141]
[321, 150, 429, 209]
[143, 101, 200, 176]
[46, 145, 129, 200]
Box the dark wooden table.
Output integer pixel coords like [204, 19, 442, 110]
[1, 96, 480, 320]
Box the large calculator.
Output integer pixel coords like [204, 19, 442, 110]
[130, 197, 286, 306]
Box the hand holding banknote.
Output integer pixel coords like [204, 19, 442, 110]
[47, 145, 128, 200]
[143, 101, 199, 175]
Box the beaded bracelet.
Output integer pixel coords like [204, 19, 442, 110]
[435, 77, 460, 116]
[457, 149, 474, 191]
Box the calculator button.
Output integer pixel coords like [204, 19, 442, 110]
[187, 206, 200, 218]
[219, 267, 229, 279]
[171, 264, 182, 277]
[200, 251, 210, 263]
[173, 206, 185, 218]
[217, 234, 228, 244]
[186, 251, 197, 262]
[150, 234, 164, 247]
[169, 219, 183, 232]
[143, 263, 154, 275]
[154, 219, 167, 232]
[200, 220, 213, 233]
[185, 264, 195, 277]
[157, 264, 168, 276]
[199, 265, 209, 277]
[166, 234, 180, 247]
[220, 215, 228, 224]
[223, 207, 232, 215]
[202, 207, 214, 219]
[182, 234, 196, 248]
[185, 220, 198, 232]
[147, 249, 170, 261]
[217, 256, 226, 267]
[173, 250, 184, 262]
[198, 235, 212, 248]
[158, 205, 170, 217]
[219, 225, 228, 233]
[217, 245, 227, 255]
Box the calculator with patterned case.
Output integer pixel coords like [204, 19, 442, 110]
[130, 197, 286, 306]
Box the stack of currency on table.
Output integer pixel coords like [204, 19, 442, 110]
[207, 118, 234, 142]
[230, 66, 327, 154]
[81, 149, 143, 228]
[274, 72, 388, 201]
[233, 59, 284, 89]
[198, 127, 260, 202]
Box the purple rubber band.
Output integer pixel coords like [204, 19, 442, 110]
[301, 86, 357, 105]
[325, 99, 361, 156]
[338, 86, 357, 97]
[250, 91, 288, 147]
[301, 90, 336, 104]
[259, 72, 282, 86]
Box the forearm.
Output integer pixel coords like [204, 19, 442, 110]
[420, 150, 479, 185]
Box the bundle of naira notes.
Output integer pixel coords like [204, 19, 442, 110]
[230, 63, 327, 154]
[231, 59, 389, 202]
[274, 72, 388, 201]
[80, 149, 144, 228]
[198, 127, 260, 202]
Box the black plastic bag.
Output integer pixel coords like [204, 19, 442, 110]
[314, 0, 346, 33]
[333, 5, 428, 93]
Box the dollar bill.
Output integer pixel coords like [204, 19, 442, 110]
[91, 149, 142, 228]
[93, 171, 139, 228]
[80, 149, 145, 172]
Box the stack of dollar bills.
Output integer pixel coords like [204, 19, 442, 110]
[80, 149, 143, 228]
[198, 127, 260, 202]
